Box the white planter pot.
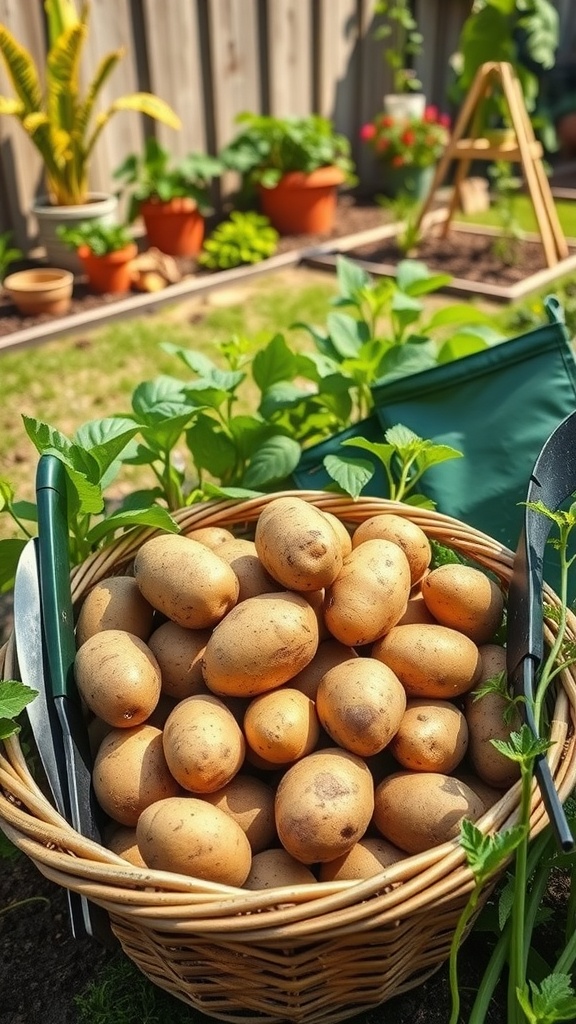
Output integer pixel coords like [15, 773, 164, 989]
[382, 93, 427, 119]
[31, 192, 119, 272]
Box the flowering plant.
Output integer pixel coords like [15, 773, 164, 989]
[360, 106, 450, 169]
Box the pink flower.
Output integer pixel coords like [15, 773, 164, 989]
[424, 105, 438, 123]
[360, 122, 376, 141]
[439, 113, 451, 128]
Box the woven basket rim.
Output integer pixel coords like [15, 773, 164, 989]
[2, 491, 576, 941]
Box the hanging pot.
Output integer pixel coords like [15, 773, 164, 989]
[3, 268, 74, 316]
[140, 197, 205, 257]
[77, 243, 138, 295]
[258, 167, 345, 235]
[382, 93, 427, 119]
[31, 193, 118, 273]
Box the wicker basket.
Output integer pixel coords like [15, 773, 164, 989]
[2, 492, 576, 1024]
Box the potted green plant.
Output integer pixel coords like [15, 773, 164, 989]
[360, 106, 450, 199]
[57, 221, 137, 295]
[113, 138, 223, 257]
[451, 0, 558, 147]
[219, 113, 356, 235]
[0, 0, 180, 269]
[198, 212, 279, 270]
[373, 0, 425, 118]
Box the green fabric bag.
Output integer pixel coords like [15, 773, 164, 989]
[294, 297, 576, 566]
[370, 296, 576, 550]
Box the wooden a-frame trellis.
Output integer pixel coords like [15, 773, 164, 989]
[415, 61, 568, 268]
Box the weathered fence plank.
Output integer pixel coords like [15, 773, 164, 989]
[267, 0, 313, 117]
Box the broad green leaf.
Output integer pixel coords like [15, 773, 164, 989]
[0, 538, 26, 592]
[0, 477, 15, 509]
[243, 436, 302, 488]
[323, 454, 375, 499]
[377, 342, 437, 381]
[294, 351, 341, 381]
[116, 488, 164, 511]
[161, 344, 218, 376]
[403, 493, 436, 509]
[131, 377, 190, 422]
[404, 273, 452, 296]
[86, 506, 180, 546]
[459, 819, 525, 885]
[342, 436, 394, 473]
[186, 415, 238, 477]
[259, 382, 315, 419]
[22, 416, 99, 480]
[317, 371, 356, 396]
[74, 418, 139, 475]
[425, 304, 497, 329]
[385, 424, 420, 448]
[183, 381, 231, 410]
[414, 442, 464, 472]
[10, 500, 37, 524]
[437, 333, 489, 364]
[517, 973, 576, 1024]
[326, 312, 370, 358]
[202, 483, 262, 499]
[252, 333, 298, 390]
[0, 680, 38, 720]
[395, 260, 432, 291]
[139, 410, 200, 453]
[335, 254, 371, 299]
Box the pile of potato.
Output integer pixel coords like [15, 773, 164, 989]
[74, 496, 517, 890]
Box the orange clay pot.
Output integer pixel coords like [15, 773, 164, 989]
[140, 197, 205, 256]
[258, 166, 346, 235]
[78, 243, 138, 295]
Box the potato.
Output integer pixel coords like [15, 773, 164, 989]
[290, 639, 358, 701]
[373, 772, 485, 854]
[316, 658, 406, 757]
[464, 644, 521, 789]
[244, 688, 319, 765]
[322, 511, 353, 559]
[455, 773, 504, 809]
[244, 849, 317, 889]
[215, 538, 279, 601]
[324, 539, 411, 646]
[389, 699, 469, 773]
[275, 748, 374, 863]
[76, 576, 155, 646]
[422, 564, 504, 645]
[352, 514, 431, 586]
[147, 620, 210, 700]
[202, 592, 319, 697]
[372, 623, 481, 699]
[75, 629, 161, 727]
[201, 775, 276, 853]
[304, 588, 330, 642]
[93, 724, 181, 826]
[133, 534, 239, 628]
[396, 591, 437, 627]
[254, 496, 343, 591]
[137, 796, 252, 885]
[187, 526, 235, 549]
[319, 837, 405, 881]
[162, 694, 245, 793]
[105, 825, 147, 867]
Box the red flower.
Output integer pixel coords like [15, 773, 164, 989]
[424, 105, 438, 123]
[401, 129, 416, 146]
[360, 122, 376, 141]
[379, 115, 395, 128]
[392, 155, 405, 167]
[376, 138, 390, 152]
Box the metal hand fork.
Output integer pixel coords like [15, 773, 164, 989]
[506, 410, 576, 852]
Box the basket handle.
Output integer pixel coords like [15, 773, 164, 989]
[507, 410, 576, 852]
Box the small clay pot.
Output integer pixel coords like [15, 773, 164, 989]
[78, 243, 138, 295]
[140, 198, 205, 256]
[258, 166, 346, 235]
[3, 267, 74, 316]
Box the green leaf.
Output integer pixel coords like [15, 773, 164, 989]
[517, 974, 576, 1024]
[326, 312, 370, 357]
[0, 538, 26, 592]
[385, 423, 419, 449]
[131, 377, 191, 422]
[74, 418, 139, 475]
[395, 260, 432, 292]
[243, 436, 302, 488]
[377, 342, 437, 381]
[140, 410, 200, 453]
[342, 436, 394, 473]
[0, 477, 15, 509]
[425, 304, 497, 329]
[0, 679, 38, 718]
[10, 500, 38, 524]
[460, 819, 525, 885]
[252, 333, 298, 390]
[492, 724, 552, 764]
[413, 442, 464, 472]
[335, 255, 371, 299]
[161, 344, 218, 376]
[85, 506, 180, 546]
[228, 416, 273, 461]
[186, 415, 238, 477]
[323, 454, 375, 499]
[22, 416, 99, 481]
[259, 382, 315, 419]
[202, 483, 262, 500]
[437, 333, 489, 363]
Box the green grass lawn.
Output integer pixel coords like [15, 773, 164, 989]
[457, 193, 576, 237]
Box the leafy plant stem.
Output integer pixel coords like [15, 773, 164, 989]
[508, 771, 533, 1024]
[448, 886, 480, 1024]
[534, 527, 572, 728]
[394, 450, 419, 500]
[5, 507, 33, 540]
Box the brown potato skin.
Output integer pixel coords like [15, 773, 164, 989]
[319, 837, 405, 881]
[133, 534, 239, 629]
[421, 564, 504, 645]
[105, 825, 147, 867]
[201, 775, 277, 853]
[75, 629, 161, 727]
[136, 796, 252, 886]
[244, 688, 320, 765]
[215, 538, 279, 602]
[322, 511, 353, 559]
[187, 526, 235, 549]
[254, 496, 343, 591]
[324, 539, 411, 646]
[316, 658, 406, 757]
[147, 620, 210, 701]
[162, 694, 245, 793]
[244, 849, 317, 889]
[76, 576, 155, 646]
[275, 748, 374, 864]
[464, 644, 521, 789]
[352, 514, 431, 586]
[373, 772, 485, 854]
[372, 623, 481, 699]
[389, 699, 469, 773]
[290, 640, 358, 701]
[93, 724, 181, 826]
[202, 592, 319, 697]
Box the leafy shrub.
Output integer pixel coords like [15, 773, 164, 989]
[199, 212, 279, 270]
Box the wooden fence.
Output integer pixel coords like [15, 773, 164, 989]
[0, 0, 471, 250]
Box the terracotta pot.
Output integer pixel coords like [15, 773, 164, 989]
[258, 167, 346, 235]
[31, 192, 119, 273]
[3, 268, 74, 316]
[78, 243, 138, 295]
[140, 197, 205, 256]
